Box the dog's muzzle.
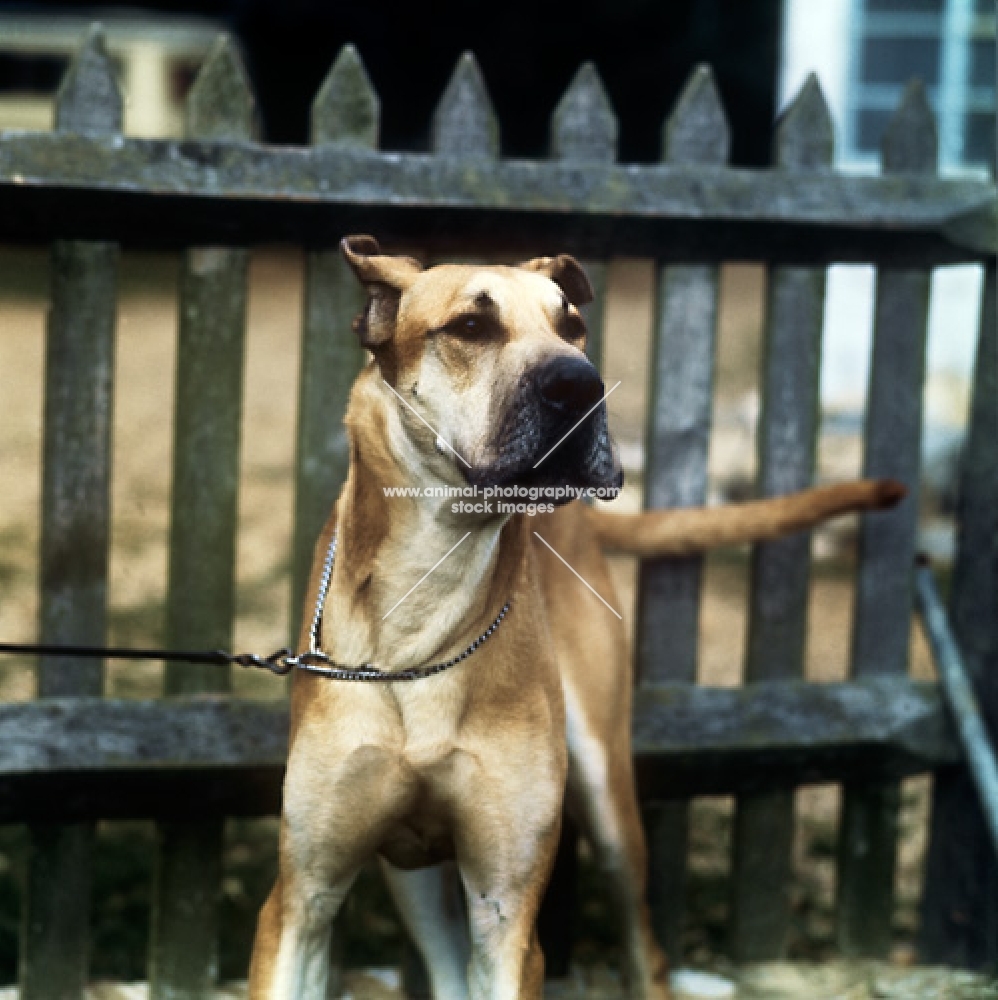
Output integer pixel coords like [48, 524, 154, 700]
[467, 355, 623, 501]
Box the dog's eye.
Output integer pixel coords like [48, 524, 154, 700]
[443, 313, 499, 340]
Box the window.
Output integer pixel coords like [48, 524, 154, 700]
[847, 0, 996, 173]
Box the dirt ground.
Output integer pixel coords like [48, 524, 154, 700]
[0, 963, 996, 999]
[0, 248, 971, 990]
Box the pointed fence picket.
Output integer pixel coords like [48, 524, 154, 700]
[431, 52, 499, 161]
[729, 72, 833, 963]
[20, 26, 120, 1000]
[836, 81, 937, 959]
[0, 24, 995, 993]
[292, 44, 376, 636]
[535, 60, 618, 979]
[636, 64, 729, 963]
[550, 61, 616, 371]
[151, 36, 256, 998]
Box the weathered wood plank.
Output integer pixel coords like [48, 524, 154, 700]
[20, 25, 121, 1000]
[535, 63, 617, 978]
[296, 45, 381, 998]
[730, 74, 832, 963]
[636, 64, 728, 964]
[0, 133, 992, 261]
[150, 36, 254, 1000]
[22, 825, 96, 999]
[836, 81, 936, 959]
[580, 261, 608, 373]
[920, 261, 998, 969]
[35, 244, 118, 695]
[637, 66, 729, 685]
[550, 62, 617, 166]
[0, 697, 292, 775]
[163, 37, 254, 691]
[0, 681, 955, 777]
[431, 52, 499, 160]
[550, 62, 616, 372]
[291, 45, 376, 634]
[631, 678, 957, 793]
[0, 679, 957, 822]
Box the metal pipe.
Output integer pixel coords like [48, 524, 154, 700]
[914, 557, 998, 859]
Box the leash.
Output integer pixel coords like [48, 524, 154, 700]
[0, 532, 511, 683]
[0, 641, 295, 675]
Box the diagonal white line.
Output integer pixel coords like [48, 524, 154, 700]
[383, 379, 472, 468]
[533, 380, 622, 469]
[382, 532, 472, 620]
[533, 531, 622, 620]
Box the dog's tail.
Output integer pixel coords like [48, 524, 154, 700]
[585, 479, 906, 557]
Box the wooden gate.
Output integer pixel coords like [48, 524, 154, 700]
[0, 24, 995, 996]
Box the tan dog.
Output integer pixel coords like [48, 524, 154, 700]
[248, 237, 903, 999]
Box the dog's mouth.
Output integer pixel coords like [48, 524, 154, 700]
[465, 356, 624, 505]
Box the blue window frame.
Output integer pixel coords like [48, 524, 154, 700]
[846, 0, 995, 173]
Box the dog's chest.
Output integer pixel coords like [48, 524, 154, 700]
[390, 680, 467, 763]
[378, 693, 469, 869]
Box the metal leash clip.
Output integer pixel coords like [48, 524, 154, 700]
[231, 648, 296, 676]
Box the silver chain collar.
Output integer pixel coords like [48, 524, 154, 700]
[278, 532, 511, 682]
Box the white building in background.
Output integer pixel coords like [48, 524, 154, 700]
[0, 14, 225, 137]
[780, 0, 995, 485]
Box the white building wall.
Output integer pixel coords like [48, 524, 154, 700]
[780, 0, 984, 452]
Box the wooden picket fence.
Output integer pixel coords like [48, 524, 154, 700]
[0, 23, 995, 997]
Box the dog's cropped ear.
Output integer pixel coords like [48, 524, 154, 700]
[340, 235, 423, 348]
[517, 254, 593, 307]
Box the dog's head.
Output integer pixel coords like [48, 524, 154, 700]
[342, 235, 622, 502]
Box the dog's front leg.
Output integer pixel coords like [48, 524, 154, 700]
[462, 879, 548, 1000]
[249, 738, 414, 999]
[453, 752, 565, 1000]
[248, 870, 354, 999]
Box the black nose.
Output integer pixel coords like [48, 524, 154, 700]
[536, 356, 604, 414]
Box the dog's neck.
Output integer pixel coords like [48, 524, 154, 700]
[321, 370, 518, 672]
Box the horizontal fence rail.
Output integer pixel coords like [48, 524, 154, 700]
[0, 135, 993, 261]
[0, 679, 959, 824]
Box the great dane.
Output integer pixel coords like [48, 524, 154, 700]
[248, 236, 903, 999]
